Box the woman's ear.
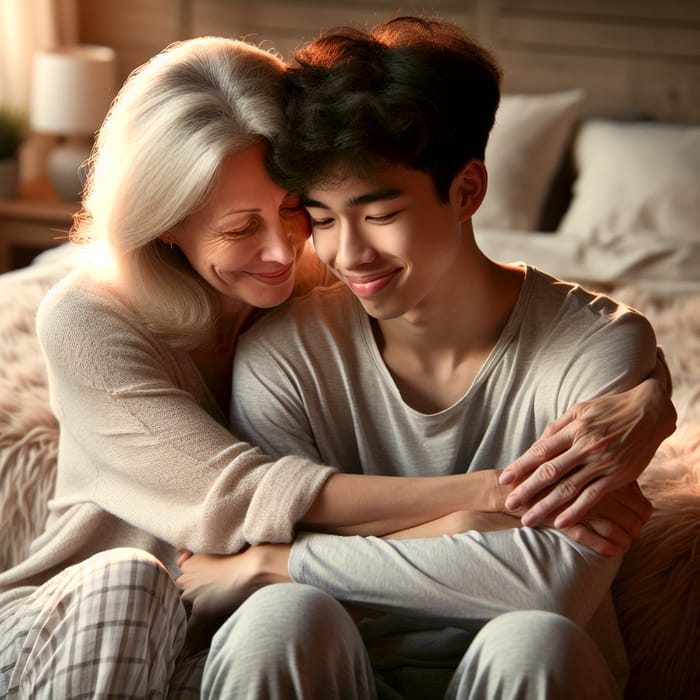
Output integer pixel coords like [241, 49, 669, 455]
[450, 158, 488, 221]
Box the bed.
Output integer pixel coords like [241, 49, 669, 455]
[0, 91, 698, 698]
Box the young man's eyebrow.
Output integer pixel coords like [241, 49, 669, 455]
[301, 188, 404, 209]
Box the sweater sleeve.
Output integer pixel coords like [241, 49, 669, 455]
[36, 273, 335, 553]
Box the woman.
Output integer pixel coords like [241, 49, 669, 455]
[0, 35, 673, 698]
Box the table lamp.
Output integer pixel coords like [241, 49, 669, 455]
[31, 45, 117, 201]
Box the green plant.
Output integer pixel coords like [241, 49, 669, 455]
[0, 108, 27, 159]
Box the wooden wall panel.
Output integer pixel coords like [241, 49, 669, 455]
[75, 0, 700, 123]
[189, 1, 478, 60]
[492, 1, 700, 121]
[77, 0, 184, 83]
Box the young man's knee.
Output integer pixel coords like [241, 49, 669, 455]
[213, 583, 352, 648]
[471, 610, 593, 660]
[448, 610, 619, 700]
[205, 584, 374, 699]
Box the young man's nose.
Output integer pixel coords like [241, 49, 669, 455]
[335, 225, 375, 270]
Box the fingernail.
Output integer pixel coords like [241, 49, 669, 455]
[499, 470, 513, 485]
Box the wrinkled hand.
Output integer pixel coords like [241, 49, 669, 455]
[555, 481, 652, 556]
[499, 376, 675, 528]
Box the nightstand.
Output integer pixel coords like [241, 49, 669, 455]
[0, 179, 77, 272]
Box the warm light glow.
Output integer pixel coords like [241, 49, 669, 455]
[76, 239, 118, 281]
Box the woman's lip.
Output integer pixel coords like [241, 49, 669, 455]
[345, 270, 399, 297]
[249, 264, 294, 285]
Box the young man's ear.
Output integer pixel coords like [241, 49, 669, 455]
[450, 158, 487, 221]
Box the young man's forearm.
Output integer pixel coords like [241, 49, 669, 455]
[254, 527, 618, 629]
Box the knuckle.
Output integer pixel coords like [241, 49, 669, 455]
[555, 478, 578, 500]
[538, 461, 560, 483]
[529, 440, 549, 460]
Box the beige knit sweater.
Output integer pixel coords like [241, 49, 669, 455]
[0, 256, 336, 608]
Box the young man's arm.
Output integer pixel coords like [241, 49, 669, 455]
[178, 523, 619, 632]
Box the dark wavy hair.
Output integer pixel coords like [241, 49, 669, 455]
[270, 16, 502, 202]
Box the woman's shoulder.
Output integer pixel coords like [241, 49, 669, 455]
[38, 267, 140, 322]
[36, 269, 158, 369]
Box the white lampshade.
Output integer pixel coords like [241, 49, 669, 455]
[30, 45, 117, 200]
[31, 45, 117, 135]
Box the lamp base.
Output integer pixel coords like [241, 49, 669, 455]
[47, 141, 91, 201]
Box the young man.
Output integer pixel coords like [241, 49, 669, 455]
[179, 17, 660, 699]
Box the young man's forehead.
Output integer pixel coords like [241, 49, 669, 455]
[301, 186, 405, 210]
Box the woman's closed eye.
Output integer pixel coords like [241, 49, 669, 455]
[225, 218, 260, 238]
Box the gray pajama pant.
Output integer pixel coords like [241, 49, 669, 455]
[1, 544, 621, 699]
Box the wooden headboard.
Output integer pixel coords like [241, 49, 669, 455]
[76, 0, 700, 123]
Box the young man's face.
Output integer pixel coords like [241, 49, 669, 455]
[302, 164, 465, 320]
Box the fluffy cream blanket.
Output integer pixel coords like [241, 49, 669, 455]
[0, 256, 697, 698]
[608, 286, 700, 700]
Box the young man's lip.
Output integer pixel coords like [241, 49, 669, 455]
[344, 269, 400, 297]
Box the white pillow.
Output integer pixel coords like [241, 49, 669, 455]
[558, 120, 700, 244]
[474, 89, 586, 231]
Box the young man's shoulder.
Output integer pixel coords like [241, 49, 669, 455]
[526, 266, 648, 325]
[521, 266, 656, 364]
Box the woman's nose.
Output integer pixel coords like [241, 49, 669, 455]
[260, 219, 298, 263]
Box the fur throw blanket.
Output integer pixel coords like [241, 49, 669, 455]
[0, 253, 697, 698]
[609, 285, 700, 700]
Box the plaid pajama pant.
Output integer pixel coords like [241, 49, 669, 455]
[0, 548, 207, 699]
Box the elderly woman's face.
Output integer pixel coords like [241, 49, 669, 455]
[166, 142, 309, 311]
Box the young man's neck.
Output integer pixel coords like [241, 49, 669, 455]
[372, 254, 524, 413]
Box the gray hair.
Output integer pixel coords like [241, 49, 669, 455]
[75, 36, 287, 347]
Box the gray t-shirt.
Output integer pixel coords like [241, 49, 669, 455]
[233, 266, 656, 475]
[231, 265, 658, 687]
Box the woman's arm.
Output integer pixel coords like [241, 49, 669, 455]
[299, 469, 508, 537]
[385, 480, 651, 556]
[176, 479, 650, 627]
